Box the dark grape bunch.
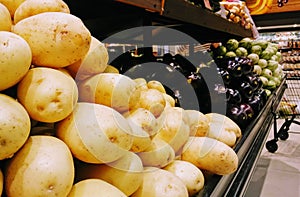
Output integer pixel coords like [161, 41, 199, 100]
[278, 0, 288, 7]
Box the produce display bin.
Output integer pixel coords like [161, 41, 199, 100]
[35, 0, 286, 196]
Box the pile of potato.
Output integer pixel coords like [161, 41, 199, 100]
[0, 0, 242, 196]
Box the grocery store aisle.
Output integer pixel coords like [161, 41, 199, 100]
[245, 118, 300, 197]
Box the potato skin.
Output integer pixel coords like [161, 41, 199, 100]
[163, 160, 205, 196]
[4, 135, 75, 197]
[131, 167, 189, 197]
[0, 94, 31, 160]
[0, 3, 12, 31]
[13, 0, 70, 23]
[75, 151, 144, 196]
[56, 102, 133, 164]
[17, 67, 78, 123]
[181, 136, 238, 175]
[13, 12, 91, 68]
[0, 31, 32, 91]
[68, 179, 127, 197]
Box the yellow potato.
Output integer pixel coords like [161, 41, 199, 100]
[13, 0, 70, 23]
[0, 31, 31, 91]
[103, 65, 119, 73]
[163, 93, 176, 107]
[137, 137, 175, 168]
[0, 0, 25, 18]
[67, 36, 109, 81]
[205, 113, 242, 137]
[0, 3, 12, 31]
[4, 135, 74, 197]
[0, 168, 2, 196]
[0, 94, 30, 160]
[126, 120, 152, 153]
[147, 80, 166, 93]
[56, 102, 133, 164]
[13, 12, 91, 68]
[131, 167, 189, 197]
[184, 109, 209, 137]
[205, 113, 242, 147]
[75, 151, 143, 196]
[134, 88, 166, 118]
[68, 179, 127, 197]
[17, 67, 78, 123]
[134, 77, 148, 91]
[155, 107, 190, 154]
[181, 136, 239, 175]
[78, 73, 139, 113]
[125, 107, 159, 137]
[163, 160, 205, 196]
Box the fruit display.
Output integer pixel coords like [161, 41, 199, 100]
[210, 37, 284, 128]
[0, 1, 245, 196]
[246, 0, 276, 15]
[219, 1, 253, 30]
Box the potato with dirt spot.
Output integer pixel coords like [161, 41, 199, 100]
[17, 67, 78, 123]
[12, 12, 91, 68]
[0, 94, 31, 160]
[181, 136, 239, 175]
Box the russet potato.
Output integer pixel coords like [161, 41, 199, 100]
[0, 94, 30, 160]
[67, 36, 109, 81]
[17, 67, 78, 123]
[56, 102, 134, 164]
[75, 151, 143, 196]
[68, 179, 127, 197]
[13, 0, 70, 24]
[4, 135, 75, 197]
[12, 12, 91, 68]
[0, 3, 12, 31]
[0, 31, 32, 91]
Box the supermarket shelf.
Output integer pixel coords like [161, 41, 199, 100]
[161, 0, 252, 38]
[64, 0, 254, 43]
[196, 77, 287, 197]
